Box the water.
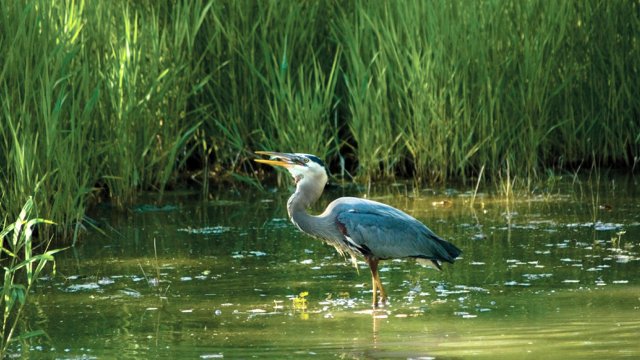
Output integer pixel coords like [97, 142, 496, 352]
[17, 178, 640, 358]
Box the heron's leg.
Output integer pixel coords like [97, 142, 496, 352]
[367, 258, 382, 308]
[376, 271, 387, 305]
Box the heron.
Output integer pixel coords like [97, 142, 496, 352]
[254, 151, 462, 308]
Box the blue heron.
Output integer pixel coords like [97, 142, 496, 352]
[255, 151, 462, 308]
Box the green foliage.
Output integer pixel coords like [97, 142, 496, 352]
[336, 0, 640, 182]
[1, 197, 64, 357]
[196, 1, 341, 173]
[0, 0, 209, 238]
[1, 0, 639, 240]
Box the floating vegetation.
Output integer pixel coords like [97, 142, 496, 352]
[435, 284, 490, 297]
[178, 226, 231, 235]
[208, 200, 243, 207]
[133, 204, 179, 213]
[65, 283, 101, 292]
[200, 353, 224, 359]
[120, 289, 141, 298]
[97, 277, 115, 286]
[565, 222, 625, 231]
[522, 273, 553, 281]
[273, 300, 285, 310]
[319, 296, 361, 310]
[615, 255, 634, 263]
[291, 292, 309, 311]
[454, 312, 478, 319]
[265, 218, 291, 229]
[231, 250, 267, 259]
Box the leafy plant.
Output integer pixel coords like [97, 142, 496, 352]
[1, 197, 64, 357]
[1, 0, 638, 243]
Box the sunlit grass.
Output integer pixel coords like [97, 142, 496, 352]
[0, 0, 208, 238]
[0, 198, 63, 357]
[1, 0, 638, 242]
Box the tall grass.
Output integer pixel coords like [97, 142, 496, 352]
[336, 0, 639, 182]
[1, 197, 63, 356]
[0, 0, 99, 239]
[337, 3, 404, 180]
[0, 0, 638, 241]
[0, 0, 209, 238]
[195, 1, 341, 176]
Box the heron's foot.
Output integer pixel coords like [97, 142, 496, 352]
[372, 296, 388, 309]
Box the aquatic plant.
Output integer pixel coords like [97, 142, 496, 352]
[292, 291, 309, 311]
[1, 0, 638, 242]
[0, 0, 208, 239]
[0, 197, 64, 357]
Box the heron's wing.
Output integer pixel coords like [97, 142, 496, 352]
[334, 198, 461, 263]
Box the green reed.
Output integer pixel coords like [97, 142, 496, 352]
[1, 0, 638, 241]
[196, 0, 341, 176]
[1, 198, 63, 357]
[1, 0, 209, 237]
[336, 0, 639, 183]
[1, 0, 97, 239]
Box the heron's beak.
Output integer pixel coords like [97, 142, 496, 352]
[254, 151, 299, 168]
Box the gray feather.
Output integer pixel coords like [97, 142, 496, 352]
[329, 197, 461, 262]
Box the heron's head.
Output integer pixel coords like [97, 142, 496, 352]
[254, 151, 328, 189]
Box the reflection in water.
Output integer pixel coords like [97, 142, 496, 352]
[12, 179, 640, 358]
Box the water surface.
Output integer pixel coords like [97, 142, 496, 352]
[19, 178, 640, 358]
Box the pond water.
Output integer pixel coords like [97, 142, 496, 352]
[16, 176, 640, 358]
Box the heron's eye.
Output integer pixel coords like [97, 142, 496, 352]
[303, 158, 309, 163]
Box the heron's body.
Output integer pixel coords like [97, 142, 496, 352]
[291, 196, 459, 267]
[255, 151, 462, 307]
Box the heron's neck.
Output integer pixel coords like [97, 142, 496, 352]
[287, 182, 324, 237]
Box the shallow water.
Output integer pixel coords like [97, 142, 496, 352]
[16, 177, 640, 358]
